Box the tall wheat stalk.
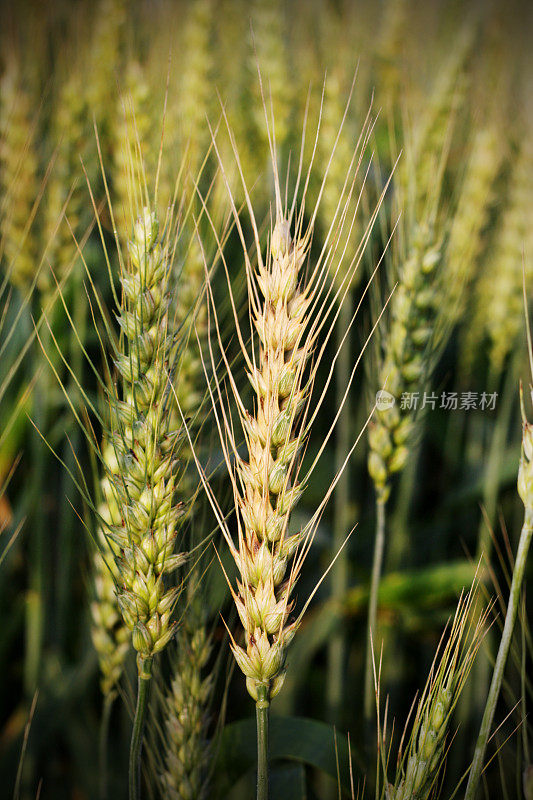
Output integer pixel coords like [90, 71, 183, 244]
[364, 54, 466, 720]
[185, 84, 386, 797]
[95, 206, 187, 799]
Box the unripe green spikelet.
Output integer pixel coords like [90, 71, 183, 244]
[91, 439, 130, 696]
[317, 61, 361, 294]
[0, 59, 39, 290]
[368, 223, 441, 502]
[86, 0, 126, 130]
[444, 120, 503, 326]
[390, 682, 452, 800]
[160, 587, 213, 800]
[230, 217, 311, 701]
[386, 587, 487, 800]
[179, 0, 213, 176]
[481, 128, 533, 375]
[43, 70, 88, 297]
[103, 207, 186, 665]
[250, 0, 292, 155]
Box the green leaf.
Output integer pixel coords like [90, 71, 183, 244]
[270, 763, 306, 800]
[214, 715, 360, 797]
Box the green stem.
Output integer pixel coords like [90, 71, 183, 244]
[25, 326, 50, 695]
[256, 683, 270, 800]
[99, 691, 115, 800]
[476, 356, 519, 563]
[129, 656, 153, 800]
[364, 496, 386, 725]
[464, 505, 533, 800]
[387, 437, 420, 569]
[326, 295, 352, 726]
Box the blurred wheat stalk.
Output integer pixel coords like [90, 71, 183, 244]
[0, 1, 532, 800]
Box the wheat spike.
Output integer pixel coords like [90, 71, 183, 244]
[160, 582, 213, 800]
[0, 57, 39, 290]
[112, 59, 153, 247]
[101, 207, 186, 667]
[385, 587, 488, 800]
[368, 221, 442, 503]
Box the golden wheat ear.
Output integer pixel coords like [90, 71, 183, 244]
[184, 68, 387, 773]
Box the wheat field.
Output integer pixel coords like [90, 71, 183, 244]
[0, 1, 532, 799]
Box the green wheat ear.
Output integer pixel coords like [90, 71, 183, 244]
[160, 580, 213, 800]
[101, 206, 186, 666]
[112, 59, 154, 249]
[250, 0, 292, 157]
[382, 584, 489, 800]
[368, 220, 442, 504]
[43, 68, 89, 300]
[0, 57, 39, 291]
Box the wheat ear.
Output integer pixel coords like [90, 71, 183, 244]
[105, 207, 184, 661]
[160, 580, 213, 800]
[367, 221, 442, 505]
[444, 118, 504, 328]
[383, 585, 488, 800]
[250, 0, 292, 155]
[481, 117, 533, 376]
[158, 218, 214, 800]
[43, 69, 88, 298]
[112, 59, 153, 248]
[0, 57, 39, 290]
[194, 90, 384, 796]
[99, 206, 186, 799]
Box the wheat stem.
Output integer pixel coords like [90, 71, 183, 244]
[465, 507, 533, 800]
[256, 683, 270, 800]
[99, 690, 115, 800]
[466, 386, 533, 798]
[25, 331, 50, 694]
[129, 656, 153, 800]
[364, 495, 386, 725]
[476, 355, 520, 563]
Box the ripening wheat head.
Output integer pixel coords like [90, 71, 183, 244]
[191, 89, 388, 704]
